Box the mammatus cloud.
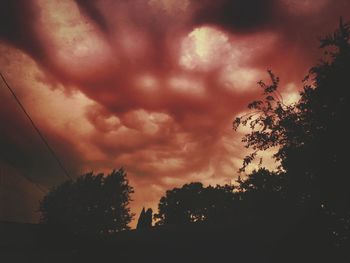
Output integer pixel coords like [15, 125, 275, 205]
[1, 0, 349, 226]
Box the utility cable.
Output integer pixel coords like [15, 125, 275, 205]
[0, 72, 72, 180]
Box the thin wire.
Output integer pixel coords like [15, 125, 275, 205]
[19, 173, 49, 194]
[0, 72, 72, 180]
[0, 159, 48, 195]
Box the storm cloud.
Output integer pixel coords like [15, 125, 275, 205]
[1, 0, 349, 226]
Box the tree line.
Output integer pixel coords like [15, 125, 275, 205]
[39, 20, 350, 253]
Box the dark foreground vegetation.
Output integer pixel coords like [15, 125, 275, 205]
[1, 19, 350, 263]
[0, 213, 343, 263]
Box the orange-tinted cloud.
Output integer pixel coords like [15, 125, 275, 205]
[1, 0, 349, 226]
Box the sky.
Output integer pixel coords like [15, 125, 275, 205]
[0, 0, 349, 226]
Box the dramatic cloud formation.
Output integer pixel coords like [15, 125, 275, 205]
[1, 0, 349, 226]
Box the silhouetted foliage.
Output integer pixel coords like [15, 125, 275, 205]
[233, 168, 290, 219]
[39, 168, 134, 236]
[137, 208, 146, 229]
[154, 183, 236, 226]
[237, 168, 286, 198]
[136, 207, 153, 229]
[144, 208, 153, 227]
[234, 19, 350, 250]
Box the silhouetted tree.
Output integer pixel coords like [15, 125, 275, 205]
[145, 208, 153, 227]
[234, 19, 350, 249]
[136, 207, 146, 229]
[235, 168, 287, 215]
[136, 207, 153, 229]
[154, 183, 236, 226]
[39, 168, 134, 236]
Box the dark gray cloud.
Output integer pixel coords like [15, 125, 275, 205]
[75, 0, 109, 32]
[0, 0, 45, 60]
[193, 0, 278, 33]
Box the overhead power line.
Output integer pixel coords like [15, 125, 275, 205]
[24, 178, 48, 194]
[0, 166, 48, 195]
[0, 72, 72, 180]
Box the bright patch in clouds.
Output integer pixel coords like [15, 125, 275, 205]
[220, 67, 263, 92]
[282, 82, 301, 105]
[169, 76, 205, 96]
[180, 26, 237, 71]
[136, 74, 159, 92]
